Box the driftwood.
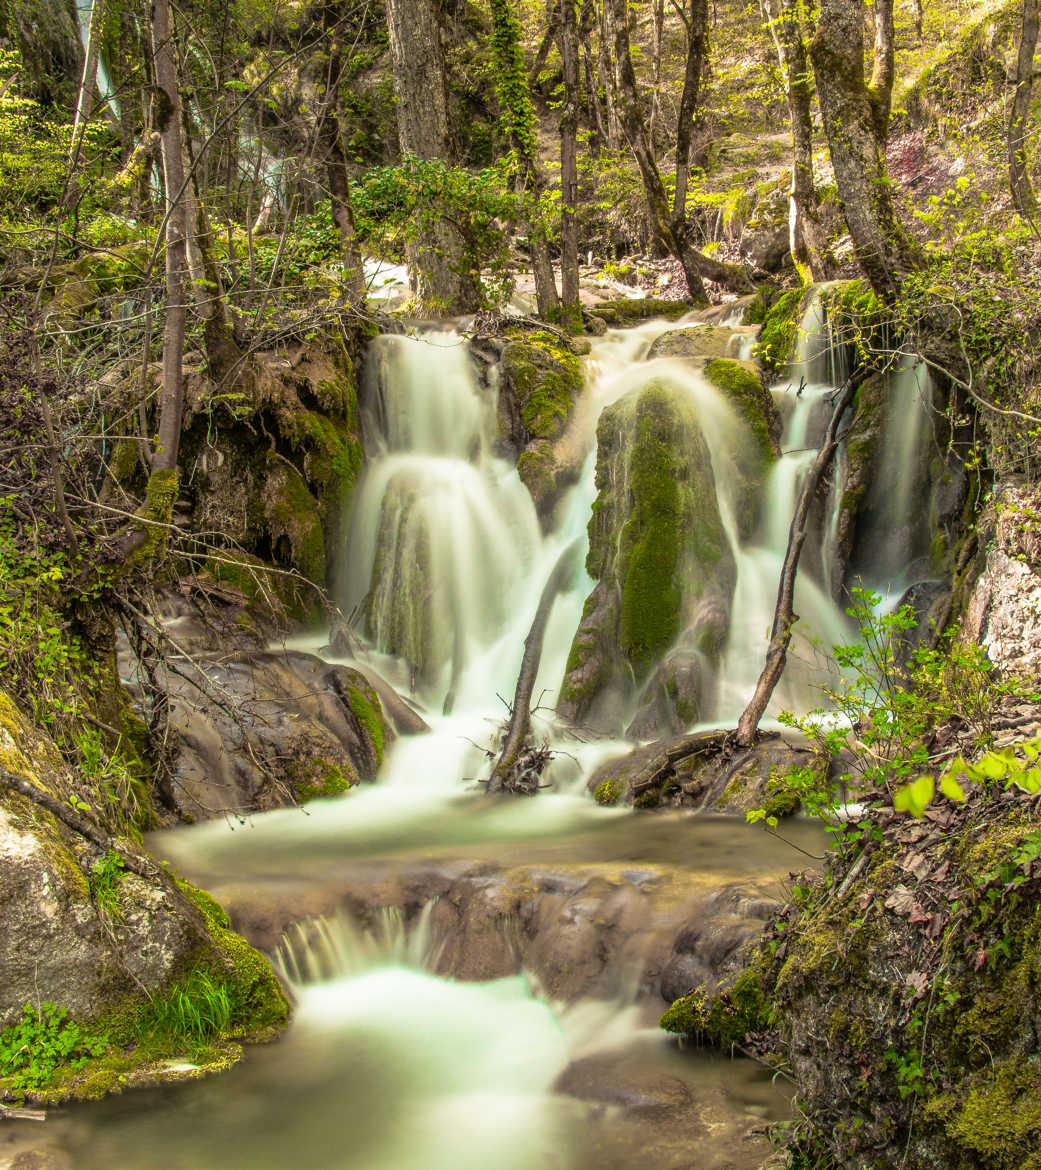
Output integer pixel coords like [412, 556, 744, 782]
[486, 539, 581, 794]
[0, 1104, 47, 1121]
[735, 367, 868, 747]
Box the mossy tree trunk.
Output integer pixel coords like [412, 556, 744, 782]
[809, 0, 921, 299]
[672, 0, 709, 222]
[761, 0, 836, 281]
[558, 0, 582, 327]
[1009, 0, 1040, 226]
[384, 0, 481, 314]
[489, 0, 560, 319]
[150, 0, 187, 477]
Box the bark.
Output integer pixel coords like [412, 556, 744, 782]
[735, 370, 867, 747]
[385, 0, 482, 313]
[1009, 0, 1040, 224]
[487, 541, 580, 794]
[558, 0, 582, 323]
[70, 0, 105, 165]
[809, 0, 921, 299]
[609, 0, 752, 299]
[528, 0, 560, 87]
[672, 0, 709, 221]
[580, 0, 604, 150]
[762, 0, 836, 279]
[489, 0, 560, 318]
[649, 0, 666, 143]
[317, 8, 367, 309]
[150, 0, 188, 475]
[598, 0, 620, 148]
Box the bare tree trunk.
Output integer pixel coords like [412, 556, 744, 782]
[528, 0, 560, 87]
[609, 0, 751, 300]
[809, 0, 920, 298]
[649, 0, 666, 144]
[385, 0, 481, 313]
[150, 0, 188, 476]
[672, 0, 709, 221]
[762, 0, 836, 280]
[558, 0, 582, 325]
[598, 0, 620, 148]
[1009, 0, 1040, 224]
[487, 541, 579, 794]
[318, 5, 367, 309]
[580, 0, 604, 152]
[735, 370, 867, 746]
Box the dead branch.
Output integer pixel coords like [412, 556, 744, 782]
[735, 367, 869, 747]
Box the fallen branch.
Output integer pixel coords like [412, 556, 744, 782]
[0, 1104, 47, 1121]
[735, 367, 869, 747]
[486, 540, 581, 794]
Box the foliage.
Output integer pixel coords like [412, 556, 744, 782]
[89, 849, 127, 919]
[750, 588, 1040, 826]
[0, 1003, 108, 1093]
[138, 970, 235, 1046]
[350, 158, 520, 308]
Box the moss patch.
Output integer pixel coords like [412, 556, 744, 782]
[587, 298, 691, 328]
[500, 329, 582, 442]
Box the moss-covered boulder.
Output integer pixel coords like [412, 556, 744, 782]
[0, 689, 288, 1101]
[496, 327, 585, 517]
[646, 325, 750, 362]
[586, 298, 693, 329]
[558, 379, 736, 734]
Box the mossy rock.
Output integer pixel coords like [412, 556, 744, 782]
[646, 326, 740, 361]
[752, 287, 807, 372]
[587, 298, 691, 328]
[500, 329, 582, 443]
[261, 457, 326, 593]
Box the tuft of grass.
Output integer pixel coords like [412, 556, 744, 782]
[139, 971, 235, 1044]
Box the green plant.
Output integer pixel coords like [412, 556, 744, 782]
[89, 849, 127, 919]
[0, 1003, 107, 1093]
[139, 971, 235, 1045]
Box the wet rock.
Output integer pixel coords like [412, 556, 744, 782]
[646, 325, 756, 362]
[558, 380, 736, 734]
[556, 1061, 694, 1116]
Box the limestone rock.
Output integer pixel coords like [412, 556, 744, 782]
[646, 325, 756, 362]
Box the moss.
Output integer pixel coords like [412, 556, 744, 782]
[926, 1058, 1041, 1169]
[593, 775, 625, 806]
[634, 789, 660, 809]
[516, 442, 556, 504]
[704, 358, 778, 468]
[347, 686, 385, 766]
[176, 879, 232, 930]
[125, 467, 178, 569]
[755, 288, 805, 372]
[262, 457, 326, 589]
[660, 969, 773, 1048]
[588, 298, 691, 327]
[501, 330, 582, 442]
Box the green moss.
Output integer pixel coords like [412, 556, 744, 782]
[593, 775, 625, 805]
[347, 685, 385, 766]
[516, 442, 556, 503]
[176, 879, 232, 931]
[704, 358, 778, 468]
[125, 467, 178, 568]
[926, 1058, 1041, 1168]
[501, 330, 582, 442]
[262, 458, 326, 588]
[755, 288, 805, 372]
[660, 969, 773, 1048]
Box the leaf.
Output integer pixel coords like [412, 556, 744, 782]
[939, 770, 967, 802]
[884, 885, 917, 915]
[894, 774, 935, 818]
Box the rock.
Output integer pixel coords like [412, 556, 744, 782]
[586, 298, 692, 328]
[557, 379, 736, 733]
[0, 688, 287, 1096]
[120, 595, 395, 822]
[646, 325, 754, 361]
[964, 486, 1041, 676]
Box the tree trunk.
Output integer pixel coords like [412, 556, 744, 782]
[598, 0, 620, 148]
[385, 0, 482, 313]
[649, 0, 666, 144]
[809, 0, 921, 298]
[558, 0, 582, 325]
[489, 0, 560, 318]
[70, 0, 104, 165]
[762, 0, 836, 280]
[150, 0, 187, 476]
[735, 369, 867, 746]
[1009, 0, 1040, 224]
[318, 7, 367, 309]
[672, 0, 709, 221]
[610, 0, 751, 300]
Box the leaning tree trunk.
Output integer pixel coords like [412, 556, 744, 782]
[1009, 0, 1040, 225]
[558, 0, 582, 327]
[486, 541, 580, 794]
[735, 369, 867, 746]
[672, 0, 709, 221]
[150, 0, 188, 477]
[384, 0, 481, 314]
[762, 0, 836, 280]
[609, 0, 752, 300]
[809, 0, 920, 299]
[70, 0, 105, 165]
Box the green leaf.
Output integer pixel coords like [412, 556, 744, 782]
[939, 770, 967, 802]
[894, 774, 935, 818]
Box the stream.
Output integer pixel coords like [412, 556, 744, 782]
[30, 303, 934, 1169]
